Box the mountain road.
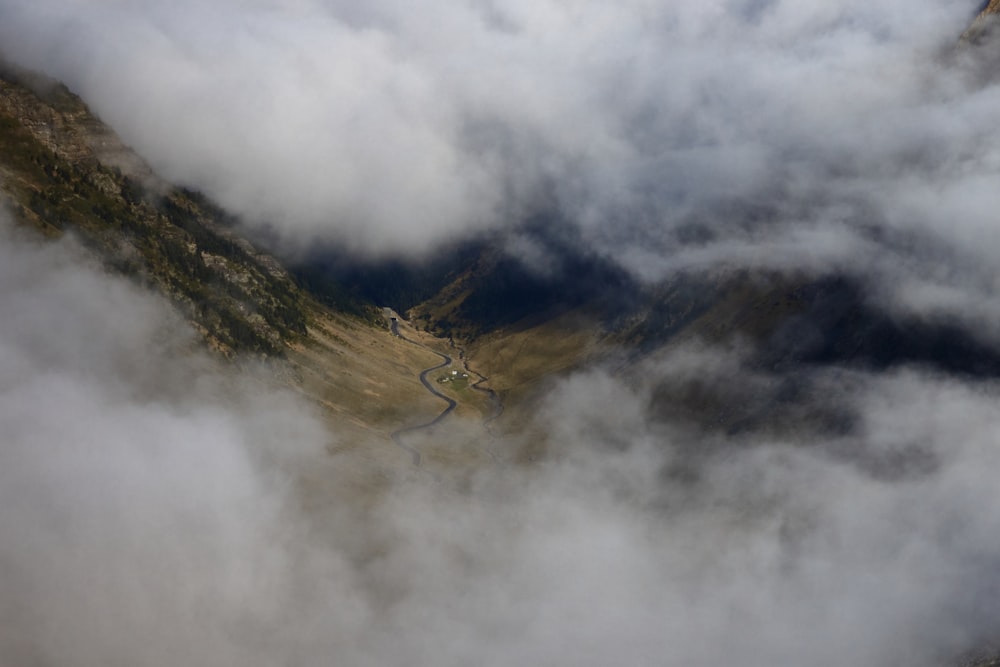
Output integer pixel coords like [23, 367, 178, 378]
[388, 317, 458, 466]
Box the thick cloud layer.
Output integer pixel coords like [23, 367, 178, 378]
[0, 0, 994, 268]
[0, 221, 341, 664]
[3, 216, 1000, 665]
[4, 2, 1000, 665]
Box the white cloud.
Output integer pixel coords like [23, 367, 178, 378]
[1, 217, 999, 665]
[3, 3, 1000, 664]
[0, 0, 986, 267]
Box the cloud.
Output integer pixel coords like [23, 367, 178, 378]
[4, 2, 1000, 664]
[3, 214, 1000, 665]
[0, 0, 990, 269]
[0, 219, 349, 665]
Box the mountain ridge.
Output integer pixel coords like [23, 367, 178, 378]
[0, 63, 312, 356]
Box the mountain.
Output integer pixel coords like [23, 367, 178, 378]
[332, 223, 1000, 462]
[0, 63, 499, 479]
[6, 18, 1000, 470]
[5, 6, 1000, 449]
[0, 63, 315, 357]
[3, 12, 1000, 663]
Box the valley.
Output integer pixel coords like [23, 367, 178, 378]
[3, 3, 1000, 664]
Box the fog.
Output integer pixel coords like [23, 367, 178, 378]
[2, 216, 1000, 665]
[4, 0, 1000, 665]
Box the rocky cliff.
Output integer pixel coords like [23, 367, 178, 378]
[0, 63, 314, 357]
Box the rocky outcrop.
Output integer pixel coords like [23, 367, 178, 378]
[0, 64, 313, 357]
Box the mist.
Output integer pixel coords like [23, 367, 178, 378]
[1, 213, 999, 665]
[0, 0, 993, 268]
[4, 1, 1000, 665]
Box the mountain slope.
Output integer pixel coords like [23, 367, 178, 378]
[0, 62, 499, 479]
[0, 63, 315, 357]
[3, 19, 1000, 666]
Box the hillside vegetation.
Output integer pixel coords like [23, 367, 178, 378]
[0, 64, 314, 357]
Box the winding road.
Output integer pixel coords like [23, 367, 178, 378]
[388, 317, 458, 466]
